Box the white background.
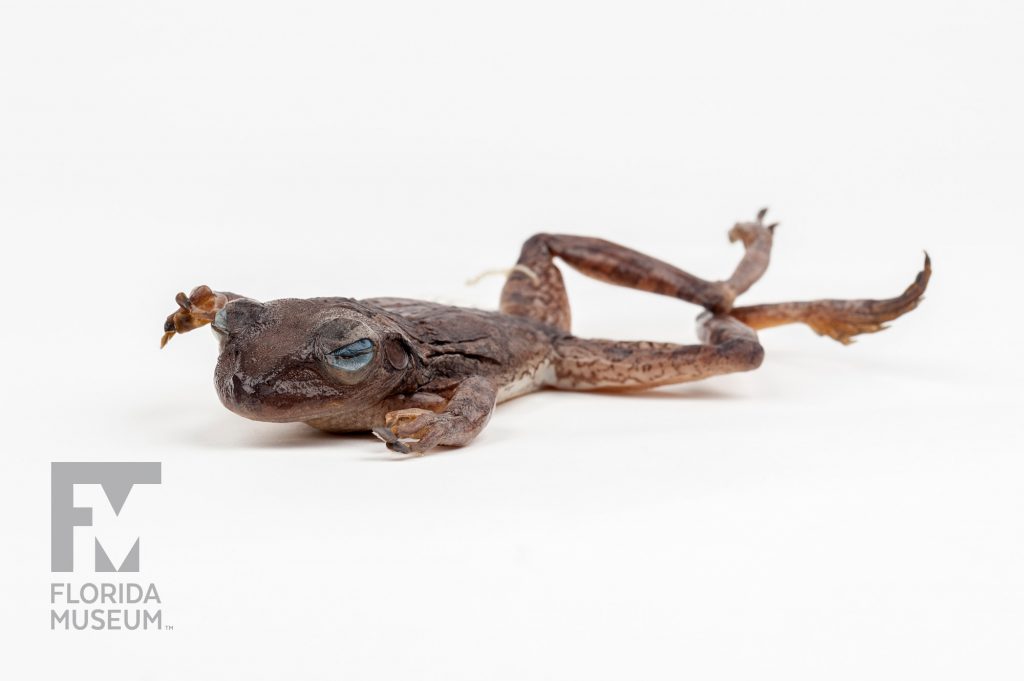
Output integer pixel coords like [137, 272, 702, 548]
[2, 1, 1022, 678]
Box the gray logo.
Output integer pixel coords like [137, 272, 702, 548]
[51, 462, 162, 572]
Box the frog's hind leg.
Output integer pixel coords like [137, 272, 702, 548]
[551, 313, 764, 390]
[730, 254, 931, 345]
[499, 210, 775, 332]
[498, 234, 574, 332]
[549, 252, 930, 389]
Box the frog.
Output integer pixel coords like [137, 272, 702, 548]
[162, 210, 930, 455]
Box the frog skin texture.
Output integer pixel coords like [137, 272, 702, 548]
[162, 210, 930, 455]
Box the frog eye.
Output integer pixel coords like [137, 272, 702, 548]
[327, 338, 374, 371]
[212, 298, 264, 335]
[212, 308, 229, 335]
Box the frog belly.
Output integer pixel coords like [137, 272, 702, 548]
[496, 359, 556, 403]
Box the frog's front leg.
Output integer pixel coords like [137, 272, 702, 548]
[373, 376, 497, 455]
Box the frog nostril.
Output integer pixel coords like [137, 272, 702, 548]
[256, 383, 274, 398]
[232, 374, 256, 398]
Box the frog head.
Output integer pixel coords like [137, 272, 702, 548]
[164, 289, 415, 422]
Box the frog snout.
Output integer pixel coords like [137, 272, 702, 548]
[226, 373, 262, 413]
[220, 367, 325, 422]
[254, 380, 284, 399]
[230, 373, 286, 403]
[232, 374, 256, 397]
[220, 373, 276, 420]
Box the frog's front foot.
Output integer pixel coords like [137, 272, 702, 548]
[161, 285, 232, 348]
[373, 408, 462, 456]
[373, 377, 497, 456]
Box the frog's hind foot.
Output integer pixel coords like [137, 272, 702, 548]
[722, 207, 776, 305]
[730, 253, 931, 344]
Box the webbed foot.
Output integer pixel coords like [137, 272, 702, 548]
[730, 253, 932, 344]
[728, 207, 777, 246]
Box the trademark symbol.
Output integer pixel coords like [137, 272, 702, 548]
[164, 625, 174, 631]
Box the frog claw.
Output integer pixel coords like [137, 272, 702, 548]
[372, 426, 412, 455]
[388, 440, 412, 455]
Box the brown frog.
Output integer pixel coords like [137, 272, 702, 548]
[162, 210, 930, 455]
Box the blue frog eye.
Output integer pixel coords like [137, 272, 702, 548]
[212, 308, 229, 334]
[327, 338, 374, 371]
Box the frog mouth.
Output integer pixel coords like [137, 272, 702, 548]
[216, 371, 348, 423]
[219, 388, 340, 423]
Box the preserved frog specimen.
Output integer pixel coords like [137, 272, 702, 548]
[162, 210, 929, 454]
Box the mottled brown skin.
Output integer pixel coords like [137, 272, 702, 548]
[163, 210, 930, 455]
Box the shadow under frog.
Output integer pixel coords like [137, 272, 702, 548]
[162, 210, 930, 455]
